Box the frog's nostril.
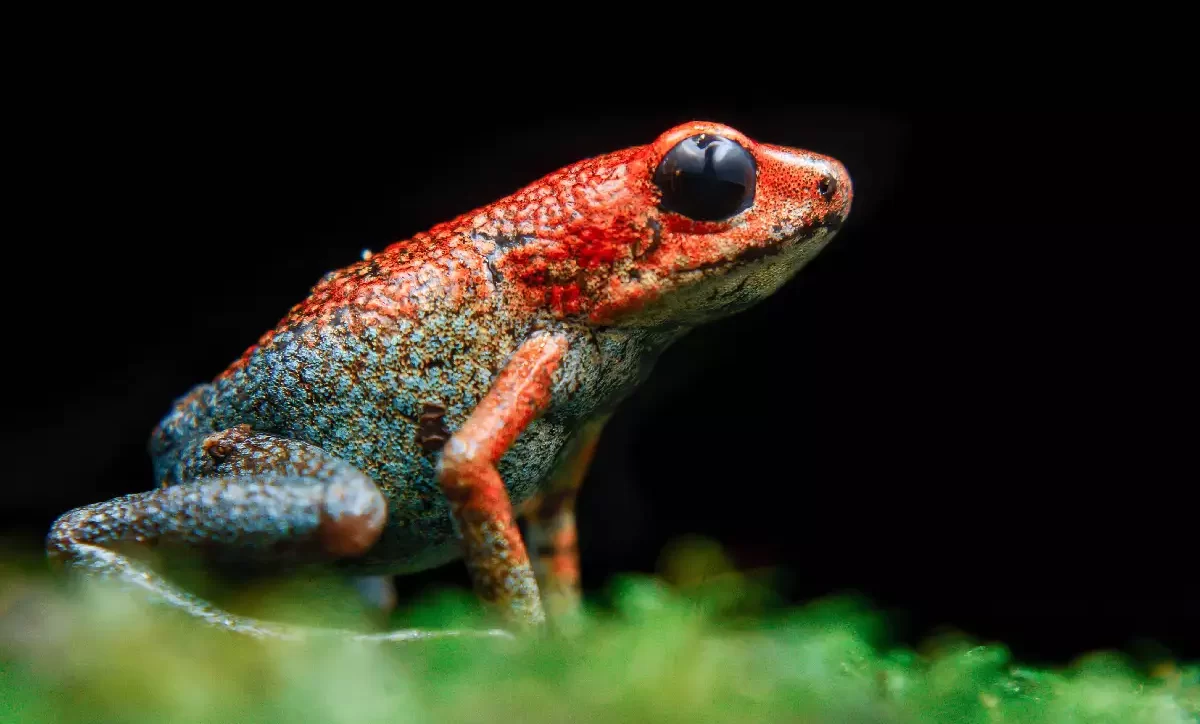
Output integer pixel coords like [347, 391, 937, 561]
[818, 175, 837, 201]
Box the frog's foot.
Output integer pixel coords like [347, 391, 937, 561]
[45, 429, 508, 643]
[47, 520, 509, 643]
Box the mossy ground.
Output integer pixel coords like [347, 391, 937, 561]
[1, 542, 1196, 724]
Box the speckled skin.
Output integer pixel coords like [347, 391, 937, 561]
[47, 121, 852, 638]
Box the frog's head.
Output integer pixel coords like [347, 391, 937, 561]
[489, 121, 852, 327]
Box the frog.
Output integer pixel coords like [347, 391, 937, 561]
[46, 120, 853, 642]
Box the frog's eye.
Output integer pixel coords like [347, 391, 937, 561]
[653, 134, 757, 221]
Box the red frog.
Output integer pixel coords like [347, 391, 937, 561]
[47, 121, 853, 641]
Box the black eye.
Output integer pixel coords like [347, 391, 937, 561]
[653, 134, 757, 221]
[818, 176, 837, 200]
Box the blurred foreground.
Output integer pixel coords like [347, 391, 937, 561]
[1, 542, 1197, 724]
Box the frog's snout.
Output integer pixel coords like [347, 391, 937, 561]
[758, 144, 854, 228]
[826, 157, 853, 223]
[804, 154, 852, 227]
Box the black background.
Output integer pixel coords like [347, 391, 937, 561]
[4, 74, 1195, 667]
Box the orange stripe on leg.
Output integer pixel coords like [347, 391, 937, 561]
[437, 332, 569, 629]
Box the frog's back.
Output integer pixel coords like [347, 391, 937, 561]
[148, 235, 536, 556]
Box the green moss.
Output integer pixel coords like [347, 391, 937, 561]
[0, 555, 1195, 724]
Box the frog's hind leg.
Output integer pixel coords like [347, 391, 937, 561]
[46, 426, 508, 643]
[523, 414, 609, 627]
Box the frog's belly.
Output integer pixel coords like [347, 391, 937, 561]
[332, 414, 570, 576]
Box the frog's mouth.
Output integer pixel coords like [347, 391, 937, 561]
[634, 213, 845, 326]
[599, 211, 846, 328]
[680, 210, 845, 274]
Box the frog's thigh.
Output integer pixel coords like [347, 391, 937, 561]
[524, 414, 609, 624]
[44, 429, 395, 639]
[152, 426, 391, 560]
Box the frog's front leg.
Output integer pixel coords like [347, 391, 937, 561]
[523, 414, 609, 625]
[46, 428, 507, 643]
[437, 331, 571, 629]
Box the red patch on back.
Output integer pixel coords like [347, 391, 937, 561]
[549, 283, 583, 316]
[574, 222, 634, 268]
